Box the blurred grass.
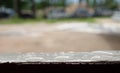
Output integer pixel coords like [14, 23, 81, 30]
[0, 17, 96, 25]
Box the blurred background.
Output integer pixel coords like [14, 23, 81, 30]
[0, 0, 120, 21]
[0, 0, 120, 53]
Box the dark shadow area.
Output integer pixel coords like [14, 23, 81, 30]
[0, 12, 9, 18]
[19, 13, 35, 19]
[0, 62, 120, 73]
[100, 34, 120, 50]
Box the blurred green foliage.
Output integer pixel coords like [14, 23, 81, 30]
[0, 0, 119, 10]
[0, 17, 96, 24]
[0, 0, 14, 8]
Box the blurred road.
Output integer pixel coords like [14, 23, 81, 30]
[0, 22, 120, 53]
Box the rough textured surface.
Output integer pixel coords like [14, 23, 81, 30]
[0, 51, 120, 63]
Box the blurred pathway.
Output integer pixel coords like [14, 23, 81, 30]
[0, 22, 120, 53]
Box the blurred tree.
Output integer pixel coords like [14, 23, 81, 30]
[36, 0, 66, 9]
[86, 0, 90, 7]
[30, 0, 36, 18]
[0, 0, 28, 8]
[104, 0, 118, 10]
[55, 0, 66, 7]
[93, 0, 97, 8]
[60, 0, 65, 6]
[79, 0, 82, 3]
[13, 0, 36, 18]
[0, 0, 14, 8]
[13, 0, 21, 16]
[36, 0, 50, 9]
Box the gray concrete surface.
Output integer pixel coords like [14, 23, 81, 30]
[0, 51, 120, 63]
